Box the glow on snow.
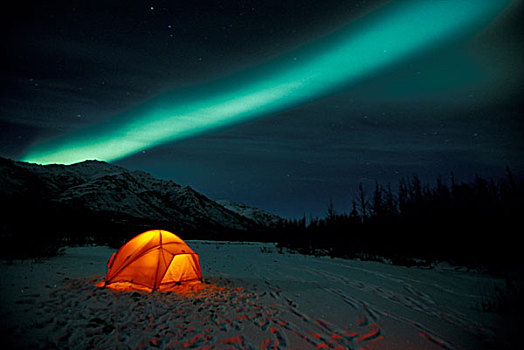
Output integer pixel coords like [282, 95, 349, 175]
[22, 0, 511, 165]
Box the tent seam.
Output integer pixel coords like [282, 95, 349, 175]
[153, 229, 163, 291]
[157, 249, 175, 287]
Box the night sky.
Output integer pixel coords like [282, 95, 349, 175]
[2, 0, 523, 218]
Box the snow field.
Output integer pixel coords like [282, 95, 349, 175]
[0, 242, 505, 349]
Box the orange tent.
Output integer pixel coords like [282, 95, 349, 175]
[103, 230, 202, 291]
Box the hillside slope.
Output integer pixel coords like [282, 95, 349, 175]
[0, 157, 282, 255]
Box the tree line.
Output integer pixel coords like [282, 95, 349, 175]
[274, 168, 523, 273]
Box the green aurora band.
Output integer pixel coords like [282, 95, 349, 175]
[22, 0, 511, 165]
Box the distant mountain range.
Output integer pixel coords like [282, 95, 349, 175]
[0, 157, 282, 244]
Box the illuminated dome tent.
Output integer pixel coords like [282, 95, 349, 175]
[103, 230, 202, 291]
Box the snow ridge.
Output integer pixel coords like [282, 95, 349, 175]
[0, 157, 282, 234]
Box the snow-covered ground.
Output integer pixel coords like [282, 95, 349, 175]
[0, 241, 506, 349]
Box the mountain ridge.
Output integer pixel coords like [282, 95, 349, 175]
[0, 157, 283, 251]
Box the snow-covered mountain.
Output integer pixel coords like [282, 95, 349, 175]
[216, 200, 283, 227]
[0, 157, 282, 239]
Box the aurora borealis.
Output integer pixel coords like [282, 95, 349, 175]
[20, 0, 512, 164]
[2, 0, 523, 217]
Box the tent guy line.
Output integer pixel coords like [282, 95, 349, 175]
[22, 0, 511, 165]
